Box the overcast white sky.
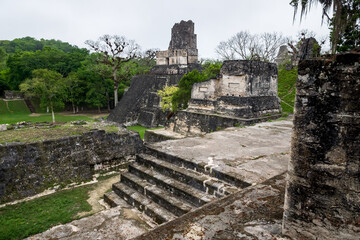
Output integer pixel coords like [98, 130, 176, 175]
[1, 0, 330, 59]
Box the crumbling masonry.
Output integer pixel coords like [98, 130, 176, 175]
[107, 20, 200, 127]
[282, 53, 360, 239]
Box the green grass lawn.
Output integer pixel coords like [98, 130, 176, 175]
[0, 186, 92, 240]
[0, 99, 30, 115]
[277, 65, 297, 113]
[0, 113, 92, 124]
[126, 125, 163, 140]
[0, 99, 95, 124]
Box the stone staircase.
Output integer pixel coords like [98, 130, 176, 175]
[104, 146, 250, 224]
[24, 98, 36, 113]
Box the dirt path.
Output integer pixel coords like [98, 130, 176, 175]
[77, 175, 120, 217]
[58, 112, 109, 119]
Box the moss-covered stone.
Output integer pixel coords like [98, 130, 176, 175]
[0, 129, 143, 203]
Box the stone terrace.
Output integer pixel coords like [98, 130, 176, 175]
[29, 119, 292, 239]
[151, 120, 291, 185]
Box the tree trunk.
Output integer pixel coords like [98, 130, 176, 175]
[72, 102, 76, 114]
[76, 106, 79, 113]
[106, 91, 110, 112]
[98, 106, 101, 113]
[113, 66, 119, 107]
[50, 102, 55, 123]
[114, 86, 119, 107]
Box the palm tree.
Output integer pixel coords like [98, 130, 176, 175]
[290, 0, 358, 53]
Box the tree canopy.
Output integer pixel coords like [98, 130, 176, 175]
[20, 69, 66, 123]
[290, 0, 360, 52]
[216, 31, 287, 62]
[85, 35, 140, 107]
[0, 37, 76, 53]
[0, 36, 155, 113]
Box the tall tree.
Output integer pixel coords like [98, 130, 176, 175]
[290, 0, 360, 52]
[85, 35, 139, 106]
[216, 31, 287, 62]
[63, 72, 85, 114]
[20, 69, 66, 123]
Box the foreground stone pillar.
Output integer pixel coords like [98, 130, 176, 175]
[282, 53, 360, 239]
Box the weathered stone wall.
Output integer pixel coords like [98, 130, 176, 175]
[282, 53, 360, 239]
[187, 96, 281, 118]
[169, 20, 197, 50]
[166, 109, 280, 135]
[0, 129, 143, 203]
[156, 20, 198, 66]
[191, 60, 278, 100]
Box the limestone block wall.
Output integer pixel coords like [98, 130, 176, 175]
[191, 60, 278, 100]
[282, 53, 360, 239]
[156, 49, 198, 66]
[0, 129, 143, 203]
[191, 79, 219, 100]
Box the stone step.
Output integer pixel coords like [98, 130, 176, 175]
[112, 182, 177, 224]
[121, 172, 195, 216]
[129, 163, 216, 207]
[145, 146, 252, 189]
[104, 191, 129, 208]
[136, 153, 238, 196]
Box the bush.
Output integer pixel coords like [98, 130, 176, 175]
[171, 70, 208, 111]
[170, 61, 222, 112]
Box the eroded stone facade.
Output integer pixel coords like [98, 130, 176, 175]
[282, 53, 360, 239]
[189, 60, 279, 116]
[167, 60, 281, 135]
[156, 20, 198, 66]
[108, 20, 201, 127]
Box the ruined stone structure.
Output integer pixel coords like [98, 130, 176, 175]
[108, 20, 200, 127]
[275, 37, 320, 66]
[0, 129, 142, 203]
[282, 53, 360, 239]
[167, 60, 281, 135]
[4, 90, 23, 99]
[275, 45, 290, 65]
[156, 20, 198, 66]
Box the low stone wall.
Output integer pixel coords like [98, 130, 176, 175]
[282, 53, 360, 239]
[166, 110, 281, 135]
[187, 96, 280, 118]
[0, 129, 143, 203]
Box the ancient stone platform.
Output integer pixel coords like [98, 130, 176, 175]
[154, 120, 292, 185]
[27, 119, 292, 239]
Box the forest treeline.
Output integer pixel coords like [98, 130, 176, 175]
[0, 37, 156, 112]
